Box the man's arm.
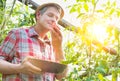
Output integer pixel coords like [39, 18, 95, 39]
[0, 59, 21, 74]
[0, 57, 42, 75]
[53, 47, 68, 80]
[0, 29, 42, 75]
[54, 47, 65, 62]
[50, 24, 68, 80]
[51, 37, 68, 80]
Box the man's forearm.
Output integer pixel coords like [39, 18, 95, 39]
[54, 47, 65, 62]
[54, 47, 68, 80]
[0, 59, 20, 74]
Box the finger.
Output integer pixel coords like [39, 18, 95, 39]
[53, 27, 62, 36]
[52, 22, 61, 34]
[52, 22, 60, 30]
[24, 56, 34, 61]
[51, 27, 62, 38]
[28, 62, 42, 74]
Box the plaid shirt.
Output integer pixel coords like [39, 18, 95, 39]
[0, 27, 56, 81]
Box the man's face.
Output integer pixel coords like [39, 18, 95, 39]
[37, 7, 60, 30]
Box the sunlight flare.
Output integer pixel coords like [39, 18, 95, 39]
[88, 24, 108, 43]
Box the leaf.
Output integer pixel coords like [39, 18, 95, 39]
[107, 0, 110, 6]
[96, 66, 106, 74]
[77, 6, 81, 14]
[98, 73, 104, 81]
[76, 0, 80, 2]
[96, 9, 104, 13]
[116, 8, 120, 17]
[84, 3, 89, 12]
[92, 0, 95, 5]
[76, 0, 85, 2]
[77, 13, 85, 18]
[109, 8, 115, 15]
[112, 71, 117, 81]
[112, 1, 116, 7]
[70, 7, 76, 13]
[86, 77, 94, 81]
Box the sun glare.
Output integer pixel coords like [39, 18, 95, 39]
[89, 24, 108, 43]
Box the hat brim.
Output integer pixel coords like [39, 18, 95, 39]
[35, 3, 64, 19]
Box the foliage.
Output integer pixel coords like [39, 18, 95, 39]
[61, 0, 120, 81]
[0, 0, 6, 24]
[0, 0, 35, 44]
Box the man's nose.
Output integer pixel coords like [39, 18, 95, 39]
[52, 16, 57, 21]
[51, 18, 56, 24]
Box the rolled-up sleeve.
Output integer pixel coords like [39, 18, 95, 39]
[0, 29, 17, 61]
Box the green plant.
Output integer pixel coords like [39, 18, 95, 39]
[61, 0, 120, 81]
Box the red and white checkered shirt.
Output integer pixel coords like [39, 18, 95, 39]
[0, 27, 56, 81]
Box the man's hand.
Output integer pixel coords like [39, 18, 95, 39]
[0, 56, 41, 75]
[50, 23, 65, 62]
[18, 56, 42, 75]
[56, 66, 68, 80]
[50, 23, 63, 49]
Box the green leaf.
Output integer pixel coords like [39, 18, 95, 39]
[70, 7, 76, 13]
[84, 3, 89, 12]
[109, 8, 115, 15]
[116, 8, 120, 17]
[76, 0, 85, 2]
[98, 73, 104, 81]
[86, 77, 94, 81]
[92, 0, 95, 5]
[112, 71, 117, 81]
[113, 1, 116, 7]
[76, 0, 80, 2]
[96, 9, 104, 13]
[107, 0, 110, 6]
[96, 66, 106, 74]
[77, 13, 85, 18]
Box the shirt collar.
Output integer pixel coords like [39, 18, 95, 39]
[28, 27, 51, 45]
[28, 27, 38, 37]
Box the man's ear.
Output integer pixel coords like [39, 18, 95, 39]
[36, 11, 40, 20]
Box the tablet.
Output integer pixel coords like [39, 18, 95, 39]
[29, 58, 67, 74]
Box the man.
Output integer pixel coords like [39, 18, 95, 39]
[0, 2, 67, 81]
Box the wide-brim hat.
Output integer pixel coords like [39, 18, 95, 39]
[35, 3, 64, 19]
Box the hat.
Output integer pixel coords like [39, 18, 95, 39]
[35, 3, 64, 19]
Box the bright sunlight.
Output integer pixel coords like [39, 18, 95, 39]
[88, 23, 108, 43]
[92, 24, 108, 43]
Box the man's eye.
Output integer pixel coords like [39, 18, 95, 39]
[47, 14, 58, 21]
[48, 14, 53, 17]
